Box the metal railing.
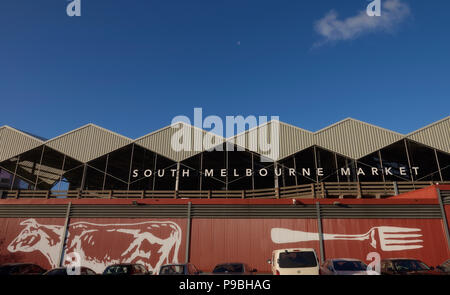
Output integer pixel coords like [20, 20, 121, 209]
[1, 181, 449, 200]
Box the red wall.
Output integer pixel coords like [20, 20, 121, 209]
[0, 216, 448, 274]
[446, 205, 450, 232]
[190, 218, 319, 273]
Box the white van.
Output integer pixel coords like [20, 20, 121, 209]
[268, 248, 320, 275]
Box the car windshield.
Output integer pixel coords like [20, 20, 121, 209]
[0, 266, 14, 275]
[333, 261, 367, 271]
[278, 252, 317, 268]
[104, 265, 131, 274]
[393, 260, 430, 272]
[213, 264, 244, 273]
[46, 268, 68, 275]
[0, 265, 33, 274]
[160, 265, 185, 274]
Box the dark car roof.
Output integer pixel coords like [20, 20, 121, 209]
[106, 263, 143, 267]
[382, 258, 422, 261]
[0, 263, 39, 266]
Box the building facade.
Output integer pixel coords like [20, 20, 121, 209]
[0, 117, 449, 192]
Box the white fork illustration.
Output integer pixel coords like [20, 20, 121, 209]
[271, 226, 423, 251]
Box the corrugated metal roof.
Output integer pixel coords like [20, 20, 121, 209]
[135, 122, 225, 162]
[1, 117, 449, 164]
[407, 117, 450, 154]
[315, 118, 404, 159]
[0, 126, 44, 162]
[229, 121, 315, 161]
[45, 124, 133, 163]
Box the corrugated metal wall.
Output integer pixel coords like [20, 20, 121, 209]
[0, 202, 448, 273]
[190, 218, 320, 273]
[0, 127, 43, 162]
[46, 124, 132, 163]
[0, 204, 441, 219]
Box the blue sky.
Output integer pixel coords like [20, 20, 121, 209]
[0, 0, 449, 139]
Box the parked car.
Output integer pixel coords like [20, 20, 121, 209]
[381, 259, 441, 275]
[320, 258, 376, 275]
[44, 267, 97, 275]
[268, 248, 319, 275]
[102, 263, 149, 275]
[159, 263, 202, 275]
[212, 263, 257, 275]
[436, 259, 450, 274]
[0, 263, 47, 275]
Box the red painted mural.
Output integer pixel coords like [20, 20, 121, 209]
[0, 216, 449, 273]
[321, 218, 450, 268]
[0, 184, 449, 274]
[0, 217, 186, 273]
[0, 218, 65, 269]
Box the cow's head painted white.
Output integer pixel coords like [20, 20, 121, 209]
[7, 219, 63, 268]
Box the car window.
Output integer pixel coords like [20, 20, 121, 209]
[47, 268, 67, 275]
[22, 265, 35, 274]
[278, 252, 317, 268]
[159, 266, 170, 274]
[160, 265, 184, 274]
[393, 260, 429, 272]
[326, 262, 333, 271]
[213, 264, 244, 273]
[333, 261, 367, 271]
[104, 265, 129, 274]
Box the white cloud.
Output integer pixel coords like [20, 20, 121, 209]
[314, 0, 411, 46]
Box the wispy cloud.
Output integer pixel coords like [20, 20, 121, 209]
[314, 0, 411, 47]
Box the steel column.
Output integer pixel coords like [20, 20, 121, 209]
[316, 202, 325, 263]
[185, 202, 192, 263]
[434, 149, 443, 182]
[58, 202, 72, 267]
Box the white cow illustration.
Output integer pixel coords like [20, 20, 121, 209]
[7, 219, 63, 267]
[8, 219, 182, 273]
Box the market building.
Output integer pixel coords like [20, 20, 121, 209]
[0, 117, 449, 273]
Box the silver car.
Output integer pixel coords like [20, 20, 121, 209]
[320, 259, 375, 275]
